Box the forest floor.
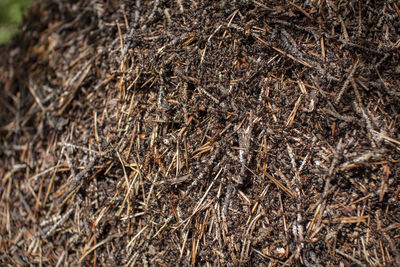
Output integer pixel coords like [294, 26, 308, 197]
[1, 0, 400, 266]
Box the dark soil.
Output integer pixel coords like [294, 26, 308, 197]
[1, 0, 400, 266]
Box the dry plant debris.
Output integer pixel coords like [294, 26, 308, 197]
[1, 0, 400, 266]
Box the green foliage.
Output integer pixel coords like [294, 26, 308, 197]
[0, 0, 33, 44]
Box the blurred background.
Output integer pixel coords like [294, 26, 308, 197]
[0, 0, 33, 44]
